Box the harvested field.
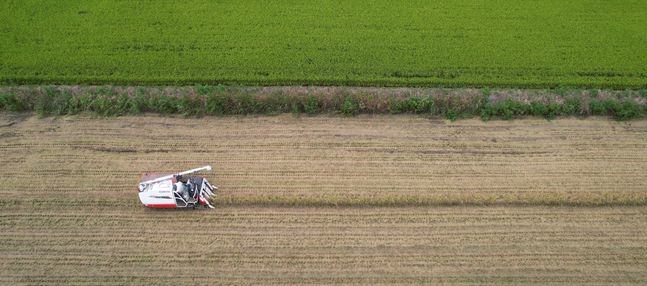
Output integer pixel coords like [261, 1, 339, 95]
[1, 205, 646, 285]
[2, 114, 647, 284]
[1, 114, 647, 206]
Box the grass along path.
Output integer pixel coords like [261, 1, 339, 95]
[1, 85, 647, 120]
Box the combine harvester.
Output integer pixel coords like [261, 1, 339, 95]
[138, 165, 218, 209]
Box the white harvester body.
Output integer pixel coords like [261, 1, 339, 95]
[137, 165, 218, 209]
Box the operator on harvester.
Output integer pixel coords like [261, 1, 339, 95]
[173, 175, 195, 201]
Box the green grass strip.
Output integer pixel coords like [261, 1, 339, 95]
[2, 85, 646, 120]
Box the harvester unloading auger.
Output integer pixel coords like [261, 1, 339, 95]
[138, 165, 218, 209]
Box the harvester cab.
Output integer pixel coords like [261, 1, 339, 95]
[138, 165, 218, 209]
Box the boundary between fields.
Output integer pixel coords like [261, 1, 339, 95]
[1, 85, 647, 121]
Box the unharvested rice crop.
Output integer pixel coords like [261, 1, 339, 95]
[1, 1, 646, 88]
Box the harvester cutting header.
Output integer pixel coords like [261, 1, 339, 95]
[138, 165, 218, 209]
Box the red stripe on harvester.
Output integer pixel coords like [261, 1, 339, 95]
[146, 204, 177, 209]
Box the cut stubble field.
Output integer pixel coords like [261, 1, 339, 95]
[2, 114, 646, 206]
[1, 114, 647, 285]
[2, 205, 646, 285]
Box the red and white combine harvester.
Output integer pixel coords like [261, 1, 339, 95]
[138, 165, 218, 209]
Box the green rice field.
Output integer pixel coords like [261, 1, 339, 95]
[2, 0, 647, 88]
